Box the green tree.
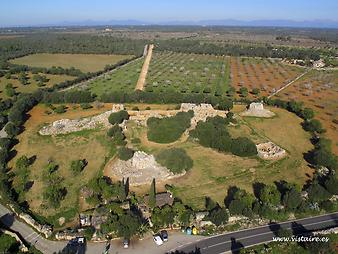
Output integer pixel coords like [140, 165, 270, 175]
[149, 178, 156, 208]
[209, 207, 228, 226]
[307, 182, 331, 202]
[70, 159, 87, 174]
[108, 110, 129, 125]
[239, 87, 248, 97]
[117, 147, 134, 161]
[258, 184, 281, 206]
[5, 83, 15, 97]
[301, 107, 314, 120]
[324, 174, 338, 195]
[282, 186, 302, 210]
[116, 212, 141, 239]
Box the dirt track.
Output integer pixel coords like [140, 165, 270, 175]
[135, 44, 154, 90]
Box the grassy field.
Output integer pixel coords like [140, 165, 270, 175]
[0, 72, 74, 99]
[10, 53, 134, 73]
[123, 105, 313, 210]
[87, 58, 144, 96]
[273, 69, 338, 154]
[230, 57, 303, 97]
[9, 104, 116, 227]
[145, 51, 230, 95]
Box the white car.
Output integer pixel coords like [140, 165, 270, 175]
[153, 235, 163, 246]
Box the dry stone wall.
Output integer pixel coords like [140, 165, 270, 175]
[39, 103, 227, 136]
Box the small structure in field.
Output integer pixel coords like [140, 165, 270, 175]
[241, 102, 275, 118]
[256, 142, 287, 160]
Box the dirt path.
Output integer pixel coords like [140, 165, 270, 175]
[268, 68, 311, 99]
[135, 44, 154, 91]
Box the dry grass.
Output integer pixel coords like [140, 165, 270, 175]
[10, 53, 134, 73]
[121, 105, 314, 210]
[9, 104, 115, 223]
[0, 72, 74, 99]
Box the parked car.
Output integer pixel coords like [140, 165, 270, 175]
[123, 238, 129, 248]
[160, 230, 168, 242]
[75, 237, 85, 244]
[153, 235, 164, 246]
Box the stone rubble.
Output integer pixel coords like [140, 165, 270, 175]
[111, 151, 185, 186]
[241, 102, 275, 118]
[256, 141, 287, 160]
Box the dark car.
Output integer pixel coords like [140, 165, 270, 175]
[160, 230, 168, 242]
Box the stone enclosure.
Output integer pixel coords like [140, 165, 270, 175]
[256, 142, 287, 160]
[240, 102, 275, 118]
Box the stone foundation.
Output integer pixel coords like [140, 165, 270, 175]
[256, 142, 287, 160]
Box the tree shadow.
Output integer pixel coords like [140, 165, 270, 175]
[224, 186, 239, 207]
[0, 212, 15, 228]
[24, 180, 34, 191]
[252, 182, 265, 199]
[268, 222, 281, 237]
[29, 155, 37, 165]
[231, 237, 244, 254]
[169, 247, 201, 254]
[57, 239, 87, 254]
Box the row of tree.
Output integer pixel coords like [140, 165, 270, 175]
[156, 39, 321, 60]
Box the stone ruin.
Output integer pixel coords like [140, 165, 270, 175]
[256, 142, 287, 160]
[240, 102, 275, 118]
[110, 151, 185, 186]
[39, 104, 125, 136]
[39, 103, 227, 136]
[180, 103, 227, 129]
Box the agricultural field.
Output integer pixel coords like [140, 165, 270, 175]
[10, 53, 134, 73]
[230, 57, 303, 97]
[122, 105, 313, 209]
[87, 57, 144, 96]
[0, 72, 74, 99]
[145, 51, 230, 95]
[274, 69, 338, 154]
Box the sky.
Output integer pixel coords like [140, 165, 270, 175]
[1, 0, 338, 27]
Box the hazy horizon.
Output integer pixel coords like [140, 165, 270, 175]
[1, 0, 338, 28]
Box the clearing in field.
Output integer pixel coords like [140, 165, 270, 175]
[274, 69, 338, 154]
[10, 53, 135, 73]
[0, 72, 74, 99]
[230, 57, 303, 97]
[145, 51, 230, 95]
[119, 105, 313, 209]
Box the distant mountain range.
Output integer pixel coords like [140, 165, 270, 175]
[55, 19, 338, 29]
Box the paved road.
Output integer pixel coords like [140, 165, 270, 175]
[174, 212, 338, 254]
[1, 203, 337, 254]
[0, 203, 203, 254]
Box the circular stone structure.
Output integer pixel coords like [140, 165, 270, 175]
[109, 151, 185, 186]
[256, 142, 287, 160]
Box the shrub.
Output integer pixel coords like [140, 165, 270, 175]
[303, 119, 325, 133]
[70, 159, 87, 174]
[230, 137, 257, 157]
[54, 105, 67, 114]
[156, 148, 193, 174]
[107, 125, 122, 137]
[132, 106, 139, 111]
[80, 103, 92, 110]
[108, 110, 129, 125]
[118, 147, 134, 161]
[147, 111, 193, 143]
[208, 207, 228, 226]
